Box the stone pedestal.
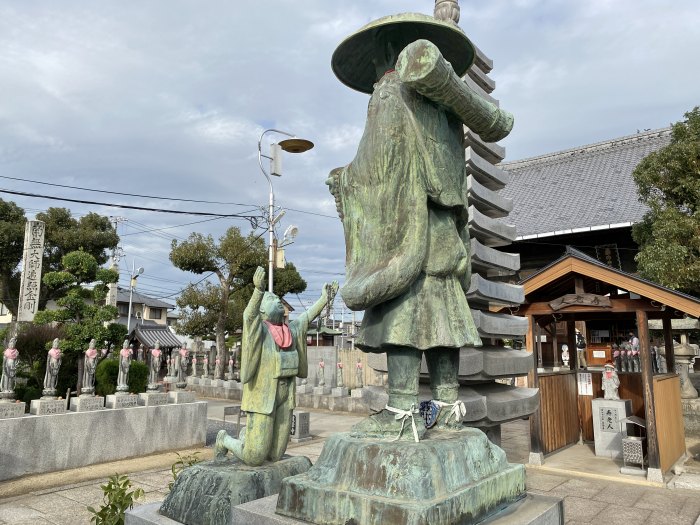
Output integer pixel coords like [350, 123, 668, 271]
[290, 411, 311, 443]
[331, 387, 348, 397]
[157, 456, 312, 525]
[350, 388, 364, 399]
[168, 391, 195, 404]
[30, 398, 66, 415]
[70, 396, 105, 412]
[211, 379, 225, 387]
[591, 398, 632, 459]
[138, 392, 169, 406]
[105, 394, 139, 409]
[297, 384, 313, 394]
[187, 376, 200, 385]
[277, 429, 525, 525]
[229, 492, 563, 525]
[0, 402, 25, 419]
[200, 378, 212, 386]
[312, 386, 330, 396]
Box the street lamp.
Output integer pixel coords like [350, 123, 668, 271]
[257, 128, 314, 292]
[126, 263, 144, 334]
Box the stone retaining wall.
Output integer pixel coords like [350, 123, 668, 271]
[0, 401, 207, 481]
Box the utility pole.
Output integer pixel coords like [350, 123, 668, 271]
[107, 216, 126, 308]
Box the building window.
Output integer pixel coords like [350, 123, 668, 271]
[118, 304, 129, 316]
[149, 308, 163, 320]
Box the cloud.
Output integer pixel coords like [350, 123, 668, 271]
[1, 0, 698, 317]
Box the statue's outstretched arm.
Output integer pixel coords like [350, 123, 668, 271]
[240, 267, 266, 383]
[305, 281, 339, 326]
[397, 39, 513, 143]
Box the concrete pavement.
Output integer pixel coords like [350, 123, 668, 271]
[1, 396, 699, 524]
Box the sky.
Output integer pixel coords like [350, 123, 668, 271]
[1, 0, 699, 320]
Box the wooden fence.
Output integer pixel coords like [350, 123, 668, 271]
[653, 374, 686, 473]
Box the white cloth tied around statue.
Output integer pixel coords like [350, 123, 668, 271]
[433, 400, 466, 424]
[385, 404, 420, 443]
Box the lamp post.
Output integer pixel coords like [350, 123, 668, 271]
[257, 129, 314, 292]
[126, 263, 144, 334]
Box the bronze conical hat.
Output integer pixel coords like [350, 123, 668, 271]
[332, 12, 475, 94]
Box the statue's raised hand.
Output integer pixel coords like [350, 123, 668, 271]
[322, 281, 340, 303]
[253, 266, 266, 292]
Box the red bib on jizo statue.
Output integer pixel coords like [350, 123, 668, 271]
[264, 321, 293, 349]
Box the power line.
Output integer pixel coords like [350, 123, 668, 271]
[0, 174, 258, 207]
[120, 217, 227, 237]
[283, 206, 338, 220]
[0, 188, 262, 220]
[0, 174, 337, 220]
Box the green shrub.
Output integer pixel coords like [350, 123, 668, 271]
[95, 359, 118, 396]
[14, 384, 42, 406]
[95, 359, 150, 396]
[87, 473, 144, 525]
[128, 361, 148, 394]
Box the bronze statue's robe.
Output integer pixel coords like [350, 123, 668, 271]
[331, 71, 481, 351]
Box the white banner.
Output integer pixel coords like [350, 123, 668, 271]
[577, 372, 593, 396]
[17, 220, 45, 322]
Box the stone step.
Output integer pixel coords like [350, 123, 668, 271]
[469, 206, 516, 247]
[465, 130, 506, 163]
[467, 64, 496, 93]
[470, 239, 521, 274]
[466, 149, 509, 189]
[466, 274, 524, 307]
[467, 176, 512, 218]
[472, 310, 528, 339]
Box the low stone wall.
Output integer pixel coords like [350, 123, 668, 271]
[187, 383, 372, 414]
[0, 401, 207, 481]
[189, 383, 243, 401]
[296, 392, 370, 414]
[681, 398, 700, 437]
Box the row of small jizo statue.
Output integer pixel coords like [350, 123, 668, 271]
[0, 337, 206, 404]
[1, 336, 366, 405]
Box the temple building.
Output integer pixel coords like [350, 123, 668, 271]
[501, 127, 672, 278]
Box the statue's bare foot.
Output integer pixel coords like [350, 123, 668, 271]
[214, 430, 229, 459]
[351, 409, 426, 441]
[433, 411, 464, 431]
[430, 400, 466, 432]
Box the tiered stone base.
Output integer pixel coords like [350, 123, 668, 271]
[276, 428, 526, 525]
[0, 402, 25, 419]
[138, 392, 168, 406]
[168, 391, 195, 404]
[69, 396, 105, 412]
[158, 456, 311, 525]
[229, 493, 563, 525]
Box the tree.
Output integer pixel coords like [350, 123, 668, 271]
[0, 205, 119, 316]
[632, 107, 700, 294]
[34, 250, 125, 393]
[170, 227, 307, 378]
[0, 199, 26, 315]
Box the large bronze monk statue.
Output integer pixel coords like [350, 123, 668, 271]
[327, 13, 513, 439]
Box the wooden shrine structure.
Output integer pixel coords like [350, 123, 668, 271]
[513, 247, 699, 479]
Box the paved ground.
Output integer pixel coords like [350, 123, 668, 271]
[1, 397, 699, 524]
